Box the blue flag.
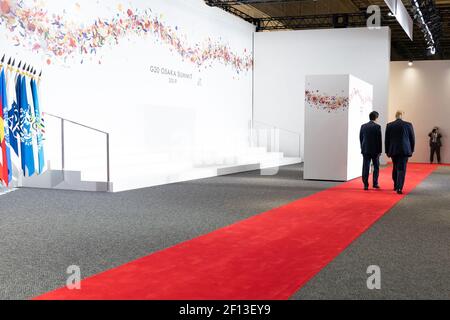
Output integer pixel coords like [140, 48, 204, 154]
[19, 75, 35, 176]
[0, 69, 12, 184]
[30, 78, 45, 174]
[8, 74, 21, 157]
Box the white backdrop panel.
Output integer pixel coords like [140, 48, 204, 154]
[254, 27, 390, 161]
[304, 75, 349, 181]
[0, 0, 255, 189]
[348, 75, 374, 179]
[304, 74, 373, 181]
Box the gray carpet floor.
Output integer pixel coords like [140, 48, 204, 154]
[0, 165, 448, 300]
[0, 164, 338, 300]
[291, 166, 450, 300]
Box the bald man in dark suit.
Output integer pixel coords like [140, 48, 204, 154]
[385, 111, 415, 195]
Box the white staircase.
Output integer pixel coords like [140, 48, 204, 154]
[110, 147, 301, 192]
[16, 113, 302, 193]
[16, 147, 301, 193]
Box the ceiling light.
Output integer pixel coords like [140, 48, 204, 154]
[411, 0, 440, 56]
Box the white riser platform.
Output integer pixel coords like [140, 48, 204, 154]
[111, 157, 302, 192]
[17, 146, 302, 192]
[19, 169, 110, 192]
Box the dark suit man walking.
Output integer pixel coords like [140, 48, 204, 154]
[360, 111, 382, 190]
[385, 111, 415, 195]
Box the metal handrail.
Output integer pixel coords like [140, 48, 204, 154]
[253, 120, 301, 135]
[43, 112, 109, 134]
[43, 112, 111, 192]
[252, 120, 302, 158]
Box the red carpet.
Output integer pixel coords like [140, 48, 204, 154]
[35, 164, 438, 300]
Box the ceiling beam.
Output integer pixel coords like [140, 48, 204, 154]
[206, 0, 310, 6]
[205, 0, 450, 60]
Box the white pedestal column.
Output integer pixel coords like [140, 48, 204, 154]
[304, 74, 373, 181]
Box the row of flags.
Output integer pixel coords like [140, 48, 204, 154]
[0, 55, 45, 187]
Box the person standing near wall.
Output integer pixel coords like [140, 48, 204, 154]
[360, 111, 382, 190]
[385, 111, 415, 195]
[428, 127, 442, 164]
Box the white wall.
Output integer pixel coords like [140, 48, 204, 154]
[254, 27, 391, 159]
[347, 75, 374, 179]
[389, 60, 450, 163]
[0, 0, 255, 190]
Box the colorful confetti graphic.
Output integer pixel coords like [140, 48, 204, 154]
[0, 0, 253, 73]
[349, 87, 373, 107]
[305, 89, 349, 113]
[305, 88, 372, 113]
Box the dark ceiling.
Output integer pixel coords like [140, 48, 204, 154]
[205, 0, 450, 61]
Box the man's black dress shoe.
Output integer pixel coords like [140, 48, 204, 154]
[397, 190, 403, 195]
[373, 185, 380, 189]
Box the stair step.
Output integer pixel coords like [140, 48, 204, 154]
[16, 152, 300, 192]
[217, 163, 260, 176]
[19, 169, 109, 192]
[54, 180, 110, 192]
